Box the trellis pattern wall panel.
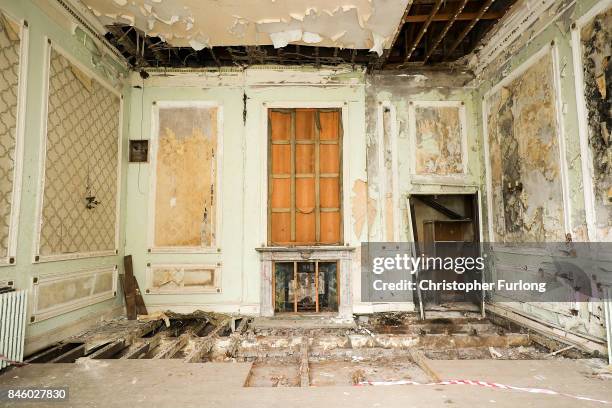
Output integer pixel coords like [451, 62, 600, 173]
[152, 105, 218, 250]
[486, 51, 565, 242]
[38, 48, 120, 259]
[0, 12, 22, 263]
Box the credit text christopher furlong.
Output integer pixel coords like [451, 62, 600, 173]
[370, 254, 547, 293]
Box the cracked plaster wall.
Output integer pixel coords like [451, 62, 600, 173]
[364, 70, 480, 241]
[581, 7, 612, 241]
[473, 0, 609, 342]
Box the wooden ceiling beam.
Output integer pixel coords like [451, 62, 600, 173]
[405, 11, 503, 22]
[422, 0, 469, 64]
[445, 0, 496, 59]
[403, 0, 443, 63]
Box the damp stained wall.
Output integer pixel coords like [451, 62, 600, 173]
[485, 51, 566, 243]
[414, 106, 464, 176]
[0, 0, 130, 355]
[580, 7, 612, 241]
[473, 0, 610, 342]
[360, 70, 480, 313]
[153, 105, 218, 248]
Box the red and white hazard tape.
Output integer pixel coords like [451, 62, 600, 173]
[357, 379, 611, 404]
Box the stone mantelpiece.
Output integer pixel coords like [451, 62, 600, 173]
[256, 247, 355, 318]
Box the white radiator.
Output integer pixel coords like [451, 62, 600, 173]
[0, 290, 27, 370]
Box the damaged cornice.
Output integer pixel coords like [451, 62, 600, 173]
[51, 0, 130, 67]
[466, 0, 563, 75]
[77, 0, 408, 56]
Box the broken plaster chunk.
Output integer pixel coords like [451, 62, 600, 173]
[229, 18, 248, 38]
[596, 74, 606, 99]
[269, 29, 302, 48]
[302, 32, 322, 44]
[112, 0, 128, 6]
[369, 32, 386, 56]
[189, 33, 210, 51]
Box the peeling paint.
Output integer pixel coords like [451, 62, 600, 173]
[154, 107, 217, 248]
[581, 7, 612, 240]
[79, 0, 408, 52]
[487, 52, 565, 242]
[351, 179, 376, 240]
[149, 265, 218, 293]
[414, 106, 463, 176]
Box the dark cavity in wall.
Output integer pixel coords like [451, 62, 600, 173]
[498, 96, 525, 232]
[582, 10, 612, 226]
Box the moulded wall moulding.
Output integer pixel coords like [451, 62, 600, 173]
[486, 302, 608, 355]
[144, 303, 261, 315]
[352, 302, 416, 314]
[470, 0, 559, 75]
[31, 266, 118, 322]
[24, 304, 124, 356]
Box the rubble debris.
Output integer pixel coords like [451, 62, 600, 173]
[351, 368, 366, 385]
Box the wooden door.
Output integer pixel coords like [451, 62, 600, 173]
[268, 108, 342, 246]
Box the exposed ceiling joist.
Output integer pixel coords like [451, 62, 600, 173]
[96, 0, 517, 68]
[422, 0, 470, 64]
[403, 0, 443, 63]
[445, 0, 496, 59]
[404, 10, 503, 22]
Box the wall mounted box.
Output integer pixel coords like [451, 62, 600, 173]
[129, 140, 149, 163]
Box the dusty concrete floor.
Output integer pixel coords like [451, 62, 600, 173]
[1, 359, 611, 408]
[2, 312, 610, 407]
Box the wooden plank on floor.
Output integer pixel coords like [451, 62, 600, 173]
[408, 348, 441, 382]
[88, 340, 127, 359]
[299, 337, 310, 387]
[121, 256, 136, 320]
[26, 343, 77, 363]
[120, 335, 162, 360]
[183, 318, 231, 363]
[50, 344, 86, 363]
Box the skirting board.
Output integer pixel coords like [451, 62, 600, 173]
[352, 302, 416, 314]
[486, 303, 607, 355]
[24, 304, 124, 356]
[145, 303, 260, 316]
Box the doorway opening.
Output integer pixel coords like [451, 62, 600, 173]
[273, 261, 339, 313]
[408, 193, 481, 309]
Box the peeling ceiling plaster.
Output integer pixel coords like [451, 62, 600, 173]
[78, 0, 409, 55]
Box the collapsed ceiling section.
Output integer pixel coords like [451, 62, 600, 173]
[382, 0, 518, 67]
[79, 0, 408, 52]
[76, 0, 517, 68]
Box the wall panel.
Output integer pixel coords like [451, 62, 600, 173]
[485, 50, 566, 242]
[151, 103, 220, 251]
[0, 11, 24, 265]
[37, 47, 121, 260]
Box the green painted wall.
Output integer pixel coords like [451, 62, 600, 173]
[3, 0, 606, 354]
[0, 0, 130, 353]
[473, 0, 609, 341]
[123, 68, 366, 314]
